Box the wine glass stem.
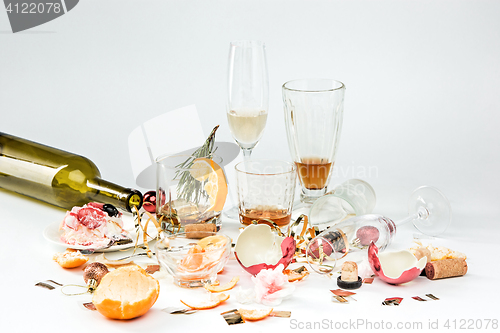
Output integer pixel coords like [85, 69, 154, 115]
[395, 206, 429, 226]
[242, 148, 252, 160]
[395, 213, 418, 226]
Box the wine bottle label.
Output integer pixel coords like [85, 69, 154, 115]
[0, 156, 63, 186]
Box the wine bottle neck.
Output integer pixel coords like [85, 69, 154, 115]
[87, 178, 143, 213]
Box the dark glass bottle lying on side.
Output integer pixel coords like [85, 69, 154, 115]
[0, 132, 142, 212]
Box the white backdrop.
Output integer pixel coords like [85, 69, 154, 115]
[1, 1, 500, 332]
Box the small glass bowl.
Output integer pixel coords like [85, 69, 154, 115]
[156, 231, 232, 288]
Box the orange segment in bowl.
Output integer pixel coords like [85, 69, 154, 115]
[177, 238, 226, 276]
[238, 308, 273, 321]
[197, 235, 228, 250]
[190, 158, 228, 212]
[178, 245, 204, 271]
[180, 293, 230, 310]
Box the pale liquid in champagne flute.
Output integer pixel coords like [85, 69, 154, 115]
[227, 109, 268, 149]
[295, 157, 333, 190]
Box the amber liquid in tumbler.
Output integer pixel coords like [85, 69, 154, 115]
[239, 207, 292, 227]
[295, 157, 333, 190]
[158, 201, 221, 232]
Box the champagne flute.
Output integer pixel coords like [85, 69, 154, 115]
[227, 40, 269, 159]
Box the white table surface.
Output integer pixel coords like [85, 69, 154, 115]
[1, 1, 500, 332]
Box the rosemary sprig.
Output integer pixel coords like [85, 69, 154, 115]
[175, 125, 219, 203]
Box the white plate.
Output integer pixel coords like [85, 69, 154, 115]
[43, 213, 159, 252]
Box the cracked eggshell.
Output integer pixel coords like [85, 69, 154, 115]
[234, 224, 296, 276]
[368, 242, 426, 285]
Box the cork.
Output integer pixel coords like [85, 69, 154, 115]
[425, 258, 468, 280]
[341, 261, 358, 282]
[185, 223, 217, 239]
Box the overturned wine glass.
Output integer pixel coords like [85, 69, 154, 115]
[305, 186, 451, 274]
[308, 179, 376, 227]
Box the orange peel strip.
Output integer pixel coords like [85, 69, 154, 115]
[308, 227, 316, 240]
[180, 293, 230, 310]
[299, 215, 309, 238]
[238, 308, 273, 321]
[53, 249, 88, 268]
[204, 276, 239, 293]
[283, 268, 309, 282]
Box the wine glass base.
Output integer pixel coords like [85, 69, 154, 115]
[299, 189, 328, 204]
[308, 195, 355, 227]
[292, 198, 311, 210]
[223, 206, 239, 220]
[412, 233, 436, 240]
[408, 186, 452, 236]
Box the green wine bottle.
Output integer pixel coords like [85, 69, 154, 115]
[0, 132, 142, 212]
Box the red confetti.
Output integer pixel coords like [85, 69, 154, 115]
[83, 302, 96, 311]
[330, 289, 356, 297]
[145, 264, 160, 274]
[363, 277, 374, 284]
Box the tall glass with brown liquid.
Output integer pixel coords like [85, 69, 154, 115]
[283, 79, 345, 205]
[295, 157, 333, 190]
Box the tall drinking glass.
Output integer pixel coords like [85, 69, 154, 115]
[283, 79, 345, 205]
[227, 40, 269, 159]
